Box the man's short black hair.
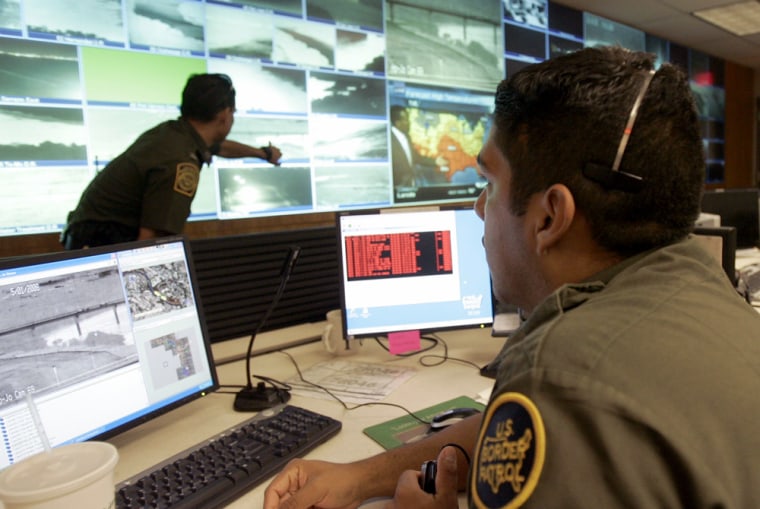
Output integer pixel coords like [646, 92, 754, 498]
[180, 73, 236, 122]
[494, 46, 705, 256]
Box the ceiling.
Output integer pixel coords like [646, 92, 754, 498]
[555, 0, 760, 71]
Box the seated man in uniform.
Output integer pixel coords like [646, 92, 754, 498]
[62, 73, 282, 249]
[263, 46, 760, 509]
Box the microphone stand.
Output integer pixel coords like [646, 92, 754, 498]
[234, 247, 300, 412]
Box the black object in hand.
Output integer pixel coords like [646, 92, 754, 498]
[419, 460, 437, 494]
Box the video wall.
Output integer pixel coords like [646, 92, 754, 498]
[0, 0, 725, 236]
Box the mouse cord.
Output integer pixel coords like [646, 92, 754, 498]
[277, 349, 432, 425]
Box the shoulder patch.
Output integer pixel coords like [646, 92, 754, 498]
[174, 162, 200, 197]
[470, 392, 545, 509]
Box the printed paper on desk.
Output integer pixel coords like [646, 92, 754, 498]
[286, 360, 417, 404]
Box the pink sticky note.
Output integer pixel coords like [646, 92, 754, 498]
[388, 330, 421, 355]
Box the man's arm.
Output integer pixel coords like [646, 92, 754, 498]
[264, 413, 482, 509]
[218, 139, 282, 164]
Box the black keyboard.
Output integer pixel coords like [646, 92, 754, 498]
[115, 405, 342, 509]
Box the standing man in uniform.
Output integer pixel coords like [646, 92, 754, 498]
[62, 73, 282, 249]
[263, 46, 760, 508]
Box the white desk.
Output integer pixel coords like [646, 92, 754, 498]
[107, 323, 504, 508]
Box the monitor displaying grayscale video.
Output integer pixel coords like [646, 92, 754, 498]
[0, 237, 217, 471]
[314, 163, 391, 208]
[0, 263, 137, 403]
[310, 72, 386, 117]
[386, 0, 503, 92]
[86, 107, 178, 165]
[226, 116, 310, 163]
[126, 0, 205, 54]
[273, 16, 335, 68]
[336, 29, 385, 73]
[307, 0, 383, 32]
[206, 3, 274, 60]
[0, 166, 91, 236]
[212, 0, 302, 17]
[583, 12, 645, 51]
[0, 38, 81, 101]
[25, 0, 125, 45]
[218, 165, 313, 216]
[0, 0, 727, 238]
[311, 117, 388, 161]
[503, 0, 547, 29]
[0, 105, 86, 162]
[207, 59, 308, 115]
[0, 0, 21, 32]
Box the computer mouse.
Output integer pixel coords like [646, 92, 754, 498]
[429, 407, 481, 431]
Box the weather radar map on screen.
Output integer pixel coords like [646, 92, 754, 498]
[0, 0, 725, 236]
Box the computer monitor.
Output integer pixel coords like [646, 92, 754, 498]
[701, 188, 760, 248]
[0, 237, 218, 471]
[336, 206, 493, 338]
[693, 226, 737, 286]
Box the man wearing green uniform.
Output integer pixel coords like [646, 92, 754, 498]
[62, 73, 282, 249]
[261, 47, 760, 509]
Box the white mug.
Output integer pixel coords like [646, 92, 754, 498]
[321, 309, 354, 355]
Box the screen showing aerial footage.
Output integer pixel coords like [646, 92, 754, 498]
[0, 0, 726, 236]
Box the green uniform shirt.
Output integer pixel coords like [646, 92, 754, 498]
[69, 118, 214, 235]
[470, 237, 760, 508]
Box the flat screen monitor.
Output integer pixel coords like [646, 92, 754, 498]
[701, 188, 760, 248]
[693, 225, 737, 286]
[337, 206, 493, 338]
[0, 237, 218, 471]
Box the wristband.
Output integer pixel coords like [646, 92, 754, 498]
[260, 145, 273, 162]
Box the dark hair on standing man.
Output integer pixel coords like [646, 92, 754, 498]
[180, 73, 237, 122]
[493, 46, 705, 256]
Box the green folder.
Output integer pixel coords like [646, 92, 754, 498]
[363, 395, 485, 450]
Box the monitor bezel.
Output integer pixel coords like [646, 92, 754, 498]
[693, 225, 737, 286]
[0, 235, 220, 446]
[335, 204, 494, 340]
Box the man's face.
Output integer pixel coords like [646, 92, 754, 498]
[395, 110, 410, 133]
[217, 106, 235, 142]
[474, 127, 536, 308]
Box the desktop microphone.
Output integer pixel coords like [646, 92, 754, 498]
[234, 246, 301, 412]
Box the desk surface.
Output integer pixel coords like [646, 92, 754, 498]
[107, 323, 504, 508]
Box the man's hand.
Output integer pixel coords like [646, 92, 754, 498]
[261, 142, 282, 166]
[263, 459, 365, 509]
[383, 446, 460, 509]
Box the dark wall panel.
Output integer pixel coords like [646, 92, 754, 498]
[190, 226, 340, 343]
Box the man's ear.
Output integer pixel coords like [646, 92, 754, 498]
[535, 184, 575, 255]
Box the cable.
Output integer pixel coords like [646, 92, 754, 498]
[220, 329, 486, 422]
[372, 333, 483, 370]
[277, 349, 431, 425]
